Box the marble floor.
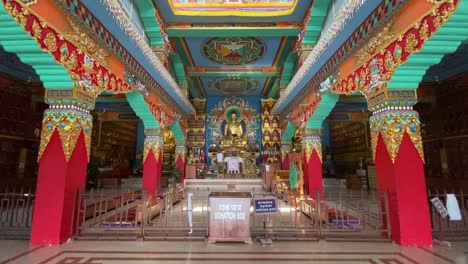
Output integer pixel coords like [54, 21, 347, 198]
[0, 239, 466, 264]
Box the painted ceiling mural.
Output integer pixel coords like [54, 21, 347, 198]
[168, 0, 299, 17]
[152, 0, 310, 97]
[209, 77, 259, 95]
[201, 37, 266, 65]
[173, 36, 293, 97]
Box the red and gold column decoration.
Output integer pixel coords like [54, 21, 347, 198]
[302, 128, 322, 195]
[143, 128, 164, 195]
[2, 0, 132, 95]
[175, 141, 187, 184]
[368, 91, 431, 246]
[280, 140, 291, 170]
[331, 0, 460, 96]
[31, 89, 95, 245]
[38, 89, 95, 162]
[369, 109, 423, 164]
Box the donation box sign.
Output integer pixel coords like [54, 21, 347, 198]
[254, 197, 277, 215]
[208, 192, 252, 244]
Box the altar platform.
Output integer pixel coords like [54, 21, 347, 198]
[184, 178, 263, 191]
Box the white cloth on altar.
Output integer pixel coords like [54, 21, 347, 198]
[224, 156, 243, 172]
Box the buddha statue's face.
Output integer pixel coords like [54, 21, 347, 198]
[231, 113, 237, 121]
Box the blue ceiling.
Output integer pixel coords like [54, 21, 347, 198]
[186, 37, 281, 67]
[201, 76, 267, 96]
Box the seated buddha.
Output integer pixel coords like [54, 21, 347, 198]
[222, 112, 246, 148]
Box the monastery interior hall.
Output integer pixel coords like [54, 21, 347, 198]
[0, 0, 467, 263]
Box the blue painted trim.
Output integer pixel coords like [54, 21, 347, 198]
[80, 0, 192, 113]
[275, 0, 382, 113]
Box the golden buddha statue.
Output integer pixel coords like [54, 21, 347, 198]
[224, 112, 243, 139]
[221, 112, 247, 149]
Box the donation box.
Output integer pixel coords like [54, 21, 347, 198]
[208, 192, 252, 244]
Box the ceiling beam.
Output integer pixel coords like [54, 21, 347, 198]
[166, 27, 300, 37]
[187, 67, 280, 78]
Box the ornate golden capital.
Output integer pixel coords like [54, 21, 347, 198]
[143, 132, 164, 162]
[39, 108, 93, 162]
[302, 128, 322, 137]
[45, 87, 96, 111]
[370, 109, 424, 163]
[302, 128, 322, 162]
[175, 145, 187, 158]
[367, 89, 417, 112]
[145, 128, 163, 137]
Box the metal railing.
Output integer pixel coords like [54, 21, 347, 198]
[73, 189, 143, 240]
[0, 188, 34, 239]
[0, 186, 391, 242]
[319, 190, 390, 241]
[251, 193, 319, 241]
[73, 188, 390, 242]
[428, 189, 468, 241]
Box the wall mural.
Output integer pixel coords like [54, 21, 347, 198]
[206, 96, 261, 161]
[209, 77, 258, 95]
[201, 37, 266, 65]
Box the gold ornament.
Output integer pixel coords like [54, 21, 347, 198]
[64, 19, 109, 67]
[38, 109, 93, 162]
[302, 128, 322, 162]
[43, 32, 57, 52]
[32, 20, 42, 39]
[143, 136, 163, 162]
[369, 110, 424, 163]
[355, 20, 396, 65]
[419, 20, 430, 41]
[144, 129, 163, 162]
[404, 33, 419, 54]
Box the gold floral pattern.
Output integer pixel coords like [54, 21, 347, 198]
[302, 128, 322, 162]
[175, 145, 187, 160]
[39, 109, 93, 162]
[144, 129, 163, 162]
[64, 19, 109, 67]
[331, 0, 458, 96]
[43, 32, 57, 52]
[31, 20, 41, 39]
[355, 20, 396, 65]
[369, 110, 424, 163]
[404, 33, 418, 54]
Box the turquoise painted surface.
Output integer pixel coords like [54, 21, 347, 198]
[303, 0, 331, 45]
[169, 121, 185, 141]
[281, 121, 297, 141]
[126, 91, 159, 129]
[169, 53, 188, 86]
[388, 1, 468, 89]
[306, 92, 339, 129]
[134, 0, 164, 46]
[0, 4, 74, 89]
